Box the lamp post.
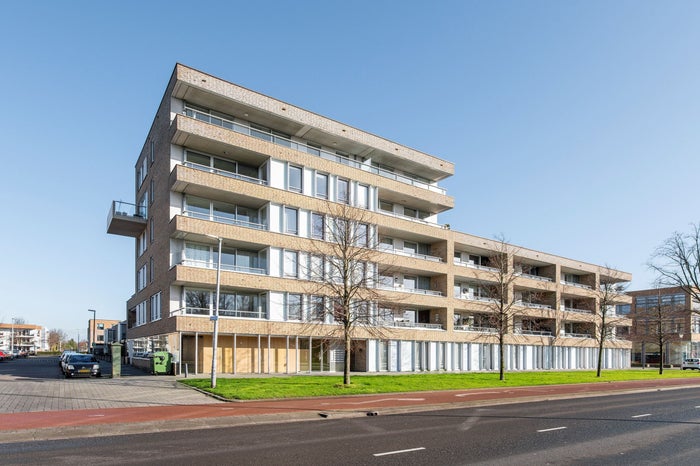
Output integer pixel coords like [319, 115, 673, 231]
[206, 234, 222, 388]
[88, 309, 96, 354]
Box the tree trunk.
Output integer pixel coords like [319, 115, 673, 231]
[596, 337, 604, 377]
[499, 336, 505, 381]
[344, 326, 351, 385]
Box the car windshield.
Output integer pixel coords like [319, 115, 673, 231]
[69, 355, 96, 363]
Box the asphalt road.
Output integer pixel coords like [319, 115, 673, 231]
[3, 387, 700, 465]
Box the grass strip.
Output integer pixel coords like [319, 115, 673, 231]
[179, 369, 700, 400]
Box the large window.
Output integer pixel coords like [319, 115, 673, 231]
[184, 196, 262, 229]
[309, 295, 325, 321]
[288, 165, 303, 192]
[286, 293, 302, 320]
[284, 250, 299, 277]
[357, 184, 369, 209]
[284, 207, 298, 234]
[137, 265, 147, 291]
[337, 178, 349, 204]
[185, 150, 260, 182]
[184, 242, 264, 274]
[150, 292, 161, 321]
[315, 173, 328, 199]
[311, 213, 325, 239]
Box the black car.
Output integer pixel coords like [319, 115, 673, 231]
[63, 354, 101, 378]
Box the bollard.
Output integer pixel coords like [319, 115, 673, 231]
[185, 363, 188, 378]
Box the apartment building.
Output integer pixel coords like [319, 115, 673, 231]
[627, 287, 700, 366]
[107, 64, 632, 375]
[87, 319, 122, 354]
[0, 323, 46, 354]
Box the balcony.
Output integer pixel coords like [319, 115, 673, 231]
[106, 201, 147, 237]
[182, 210, 267, 230]
[183, 161, 268, 186]
[378, 284, 443, 296]
[561, 306, 593, 315]
[178, 258, 265, 276]
[170, 307, 266, 319]
[384, 320, 444, 330]
[563, 332, 592, 339]
[516, 272, 553, 282]
[560, 280, 592, 290]
[454, 325, 498, 333]
[183, 106, 446, 195]
[517, 301, 553, 310]
[515, 329, 553, 337]
[377, 244, 443, 262]
[453, 258, 500, 273]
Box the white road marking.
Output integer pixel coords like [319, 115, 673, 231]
[632, 414, 652, 418]
[537, 426, 567, 433]
[320, 397, 424, 406]
[455, 391, 499, 397]
[695, 406, 700, 409]
[373, 447, 426, 457]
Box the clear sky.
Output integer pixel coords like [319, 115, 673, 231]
[1, 1, 698, 336]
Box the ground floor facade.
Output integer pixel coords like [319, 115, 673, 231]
[127, 330, 631, 375]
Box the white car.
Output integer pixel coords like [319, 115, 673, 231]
[681, 358, 700, 370]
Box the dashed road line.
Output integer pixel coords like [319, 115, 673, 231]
[537, 426, 567, 433]
[373, 447, 426, 457]
[632, 414, 652, 418]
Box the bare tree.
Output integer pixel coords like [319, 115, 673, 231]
[630, 288, 686, 374]
[649, 223, 700, 307]
[48, 329, 67, 351]
[480, 236, 520, 381]
[594, 266, 629, 377]
[302, 202, 390, 385]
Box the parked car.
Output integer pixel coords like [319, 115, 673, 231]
[63, 354, 101, 378]
[0, 350, 7, 362]
[681, 358, 700, 370]
[59, 351, 76, 367]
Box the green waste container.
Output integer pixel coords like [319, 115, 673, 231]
[152, 351, 172, 375]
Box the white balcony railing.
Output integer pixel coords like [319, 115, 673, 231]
[563, 332, 592, 339]
[378, 284, 443, 296]
[454, 325, 498, 333]
[387, 321, 444, 330]
[515, 329, 553, 337]
[516, 272, 553, 282]
[517, 302, 553, 310]
[453, 259, 500, 273]
[182, 210, 268, 230]
[560, 280, 592, 290]
[170, 307, 266, 319]
[377, 244, 443, 262]
[183, 161, 268, 186]
[179, 259, 266, 275]
[561, 306, 593, 315]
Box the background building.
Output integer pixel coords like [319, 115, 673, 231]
[107, 64, 632, 375]
[87, 319, 121, 355]
[0, 323, 46, 354]
[628, 287, 700, 366]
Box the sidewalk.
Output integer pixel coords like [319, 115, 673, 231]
[2, 373, 700, 444]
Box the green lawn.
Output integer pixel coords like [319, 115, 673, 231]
[179, 369, 700, 400]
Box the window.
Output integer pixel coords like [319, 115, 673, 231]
[309, 295, 325, 321]
[357, 184, 369, 209]
[137, 265, 147, 291]
[284, 207, 298, 234]
[337, 178, 349, 204]
[135, 301, 147, 326]
[355, 223, 368, 247]
[286, 293, 302, 320]
[310, 255, 324, 281]
[288, 165, 303, 192]
[97, 323, 105, 330]
[311, 213, 325, 239]
[136, 157, 148, 188]
[149, 257, 154, 283]
[138, 232, 147, 256]
[284, 250, 298, 278]
[150, 292, 161, 321]
[149, 179, 154, 205]
[185, 289, 211, 312]
[149, 140, 155, 164]
[379, 200, 393, 212]
[315, 173, 328, 199]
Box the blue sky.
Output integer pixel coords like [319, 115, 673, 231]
[1, 1, 698, 335]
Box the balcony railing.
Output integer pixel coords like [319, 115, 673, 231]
[170, 307, 266, 319]
[563, 332, 592, 339]
[378, 284, 443, 296]
[454, 325, 498, 333]
[378, 207, 438, 226]
[377, 244, 443, 262]
[453, 259, 500, 273]
[516, 272, 553, 282]
[179, 259, 266, 275]
[456, 294, 497, 304]
[517, 302, 553, 310]
[183, 106, 447, 194]
[561, 306, 593, 314]
[183, 161, 268, 186]
[515, 329, 553, 336]
[385, 321, 444, 330]
[182, 210, 268, 230]
[560, 280, 592, 290]
[107, 200, 148, 237]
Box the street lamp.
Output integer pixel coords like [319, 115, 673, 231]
[88, 309, 96, 354]
[206, 234, 222, 388]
